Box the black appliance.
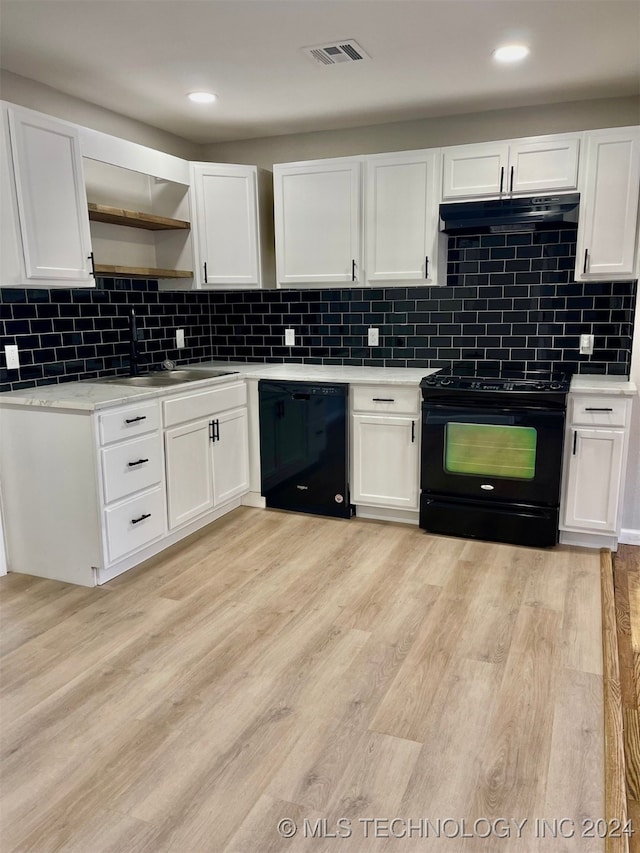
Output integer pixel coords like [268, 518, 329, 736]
[440, 193, 579, 235]
[259, 380, 350, 519]
[420, 368, 569, 547]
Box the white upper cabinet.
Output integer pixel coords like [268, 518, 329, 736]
[442, 135, 580, 199]
[191, 163, 272, 289]
[3, 104, 94, 286]
[273, 158, 362, 286]
[575, 127, 640, 280]
[365, 150, 440, 284]
[442, 142, 509, 199]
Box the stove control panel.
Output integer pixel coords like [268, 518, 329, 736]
[421, 373, 569, 394]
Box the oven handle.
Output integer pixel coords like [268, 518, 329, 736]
[422, 401, 565, 415]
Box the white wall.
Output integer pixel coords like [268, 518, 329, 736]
[621, 283, 640, 543]
[202, 96, 640, 168]
[0, 70, 201, 160]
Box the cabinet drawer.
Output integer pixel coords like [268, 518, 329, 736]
[99, 401, 160, 445]
[351, 384, 419, 414]
[163, 382, 247, 427]
[104, 487, 165, 564]
[101, 434, 163, 504]
[570, 396, 629, 427]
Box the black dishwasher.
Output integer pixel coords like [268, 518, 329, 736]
[258, 380, 350, 519]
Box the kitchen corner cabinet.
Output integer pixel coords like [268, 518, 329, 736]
[575, 127, 640, 281]
[365, 150, 440, 284]
[273, 158, 362, 287]
[560, 394, 632, 541]
[190, 163, 274, 289]
[1, 103, 94, 287]
[350, 385, 420, 518]
[164, 382, 249, 529]
[441, 135, 580, 199]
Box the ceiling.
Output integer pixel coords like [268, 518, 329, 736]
[1, 0, 639, 144]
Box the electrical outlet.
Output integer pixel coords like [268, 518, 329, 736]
[579, 333, 594, 355]
[5, 344, 19, 370]
[285, 329, 295, 347]
[367, 327, 379, 346]
[176, 329, 185, 349]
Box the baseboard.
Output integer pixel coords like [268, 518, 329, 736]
[241, 491, 266, 509]
[618, 528, 640, 546]
[559, 529, 619, 551]
[354, 505, 419, 525]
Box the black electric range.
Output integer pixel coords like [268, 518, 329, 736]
[419, 366, 570, 548]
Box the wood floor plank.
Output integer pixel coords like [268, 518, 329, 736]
[0, 508, 606, 853]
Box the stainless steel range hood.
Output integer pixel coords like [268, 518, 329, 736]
[440, 193, 580, 235]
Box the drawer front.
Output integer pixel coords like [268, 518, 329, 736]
[570, 396, 629, 427]
[99, 401, 160, 445]
[351, 384, 419, 415]
[163, 382, 247, 427]
[104, 487, 165, 565]
[101, 434, 163, 504]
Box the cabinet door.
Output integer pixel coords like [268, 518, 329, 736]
[274, 159, 362, 285]
[192, 163, 260, 288]
[575, 128, 640, 280]
[7, 106, 93, 284]
[365, 150, 438, 283]
[441, 142, 509, 199]
[165, 418, 214, 529]
[509, 137, 579, 193]
[352, 414, 419, 509]
[212, 407, 250, 506]
[563, 427, 625, 533]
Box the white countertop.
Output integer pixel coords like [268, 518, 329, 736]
[569, 374, 637, 396]
[0, 362, 438, 412]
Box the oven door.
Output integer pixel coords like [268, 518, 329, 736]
[421, 400, 565, 506]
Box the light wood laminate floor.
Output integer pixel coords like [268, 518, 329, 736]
[1, 508, 606, 852]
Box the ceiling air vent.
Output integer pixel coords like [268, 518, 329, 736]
[303, 40, 371, 67]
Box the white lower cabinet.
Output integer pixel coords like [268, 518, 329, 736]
[560, 393, 632, 546]
[350, 384, 420, 521]
[0, 378, 250, 586]
[352, 414, 419, 509]
[164, 383, 249, 530]
[562, 428, 625, 533]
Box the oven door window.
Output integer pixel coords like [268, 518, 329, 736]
[445, 422, 537, 480]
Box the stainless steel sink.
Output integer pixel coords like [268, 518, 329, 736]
[97, 368, 239, 387]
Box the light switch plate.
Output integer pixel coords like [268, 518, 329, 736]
[285, 329, 295, 346]
[176, 329, 185, 349]
[367, 328, 379, 346]
[5, 344, 19, 370]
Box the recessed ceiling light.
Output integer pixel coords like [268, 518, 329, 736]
[492, 44, 530, 63]
[188, 92, 217, 104]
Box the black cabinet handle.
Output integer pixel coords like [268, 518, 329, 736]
[128, 458, 149, 467]
[499, 166, 504, 193]
[583, 249, 589, 275]
[125, 415, 146, 424]
[372, 397, 395, 402]
[584, 407, 613, 412]
[411, 420, 416, 443]
[425, 256, 429, 278]
[351, 259, 356, 282]
[131, 513, 151, 525]
[214, 419, 220, 442]
[88, 252, 96, 276]
[204, 261, 208, 284]
[510, 166, 514, 192]
[572, 431, 578, 455]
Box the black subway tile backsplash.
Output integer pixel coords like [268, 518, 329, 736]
[1, 225, 637, 392]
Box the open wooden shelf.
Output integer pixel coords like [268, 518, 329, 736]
[94, 264, 193, 279]
[88, 203, 190, 231]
